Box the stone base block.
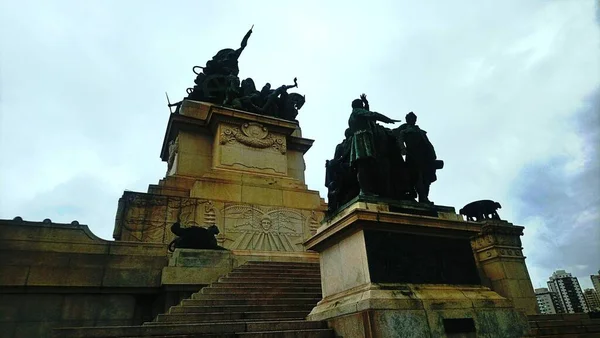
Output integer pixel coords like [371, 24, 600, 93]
[162, 249, 233, 285]
[308, 283, 530, 338]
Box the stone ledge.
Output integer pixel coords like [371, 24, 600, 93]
[306, 201, 481, 252]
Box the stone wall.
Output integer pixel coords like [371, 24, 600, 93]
[114, 189, 324, 252]
[0, 219, 168, 338]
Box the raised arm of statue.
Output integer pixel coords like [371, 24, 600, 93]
[283, 77, 298, 91]
[372, 112, 399, 124]
[360, 93, 369, 111]
[234, 25, 254, 58]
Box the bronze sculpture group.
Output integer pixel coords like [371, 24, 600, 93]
[165, 27, 503, 234]
[325, 94, 444, 213]
[168, 26, 305, 121]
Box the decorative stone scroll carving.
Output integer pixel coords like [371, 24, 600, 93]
[220, 122, 286, 154]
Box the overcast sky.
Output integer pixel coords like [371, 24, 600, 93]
[1, 0, 598, 289]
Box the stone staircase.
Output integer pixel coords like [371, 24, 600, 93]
[54, 261, 334, 338]
[526, 313, 600, 337]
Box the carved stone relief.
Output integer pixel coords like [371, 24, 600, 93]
[167, 136, 179, 176]
[220, 122, 286, 154]
[114, 192, 321, 252]
[115, 192, 218, 244]
[217, 122, 288, 174]
[222, 204, 306, 252]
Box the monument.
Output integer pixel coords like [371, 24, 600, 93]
[307, 94, 538, 337]
[114, 26, 325, 256]
[0, 27, 557, 338]
[0, 27, 326, 338]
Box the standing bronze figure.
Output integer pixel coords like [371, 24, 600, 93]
[325, 95, 444, 214]
[394, 112, 443, 204]
[348, 94, 399, 196]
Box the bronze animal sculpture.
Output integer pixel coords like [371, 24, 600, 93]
[459, 200, 502, 221]
[168, 221, 227, 252]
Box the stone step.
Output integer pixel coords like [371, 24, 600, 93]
[114, 328, 334, 338]
[243, 261, 320, 268]
[530, 325, 600, 336]
[208, 284, 322, 291]
[218, 277, 322, 284]
[232, 267, 320, 273]
[226, 271, 321, 278]
[236, 328, 333, 338]
[529, 314, 591, 322]
[529, 318, 600, 328]
[192, 292, 322, 300]
[535, 335, 600, 338]
[200, 287, 322, 295]
[54, 320, 328, 338]
[152, 311, 309, 323]
[170, 304, 315, 314]
[181, 297, 321, 307]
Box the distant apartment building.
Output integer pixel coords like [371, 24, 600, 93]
[592, 271, 600, 294]
[547, 270, 589, 313]
[583, 288, 600, 312]
[535, 287, 564, 314]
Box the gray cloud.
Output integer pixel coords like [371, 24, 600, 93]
[0, 1, 598, 287]
[514, 88, 600, 289]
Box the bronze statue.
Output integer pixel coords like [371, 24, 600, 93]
[201, 25, 253, 77]
[348, 94, 399, 196]
[394, 112, 443, 204]
[185, 26, 253, 105]
[168, 220, 227, 252]
[177, 27, 306, 121]
[325, 96, 444, 214]
[251, 78, 303, 119]
[325, 129, 359, 212]
[459, 200, 502, 221]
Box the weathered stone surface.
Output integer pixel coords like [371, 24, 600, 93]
[0, 219, 168, 338]
[114, 191, 325, 253]
[54, 261, 332, 338]
[470, 220, 538, 315]
[371, 310, 432, 338]
[170, 249, 232, 267]
[305, 199, 532, 337]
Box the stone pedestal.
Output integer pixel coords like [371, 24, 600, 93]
[113, 100, 326, 259]
[304, 199, 530, 338]
[161, 249, 234, 286]
[471, 220, 538, 315]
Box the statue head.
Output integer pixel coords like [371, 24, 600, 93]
[241, 78, 256, 94]
[260, 218, 273, 231]
[213, 48, 235, 61]
[406, 112, 417, 125]
[344, 128, 353, 139]
[351, 99, 363, 109]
